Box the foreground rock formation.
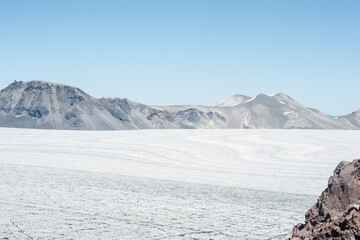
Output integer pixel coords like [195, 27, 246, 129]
[291, 159, 360, 239]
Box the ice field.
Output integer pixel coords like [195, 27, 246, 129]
[0, 128, 359, 239]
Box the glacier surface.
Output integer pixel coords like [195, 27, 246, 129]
[0, 128, 359, 239]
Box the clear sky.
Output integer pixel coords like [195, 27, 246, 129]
[0, 0, 359, 116]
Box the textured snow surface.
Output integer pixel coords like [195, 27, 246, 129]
[0, 128, 359, 239]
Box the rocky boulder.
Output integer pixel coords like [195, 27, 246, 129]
[291, 159, 360, 240]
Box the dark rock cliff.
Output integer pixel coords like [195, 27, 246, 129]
[291, 159, 360, 240]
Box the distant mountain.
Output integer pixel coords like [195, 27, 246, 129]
[209, 93, 357, 129]
[0, 81, 132, 130]
[338, 110, 360, 128]
[0, 80, 358, 130]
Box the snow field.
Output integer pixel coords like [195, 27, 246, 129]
[0, 128, 359, 239]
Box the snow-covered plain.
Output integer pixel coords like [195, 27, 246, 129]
[0, 128, 359, 239]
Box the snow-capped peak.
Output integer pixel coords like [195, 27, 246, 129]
[212, 94, 250, 107]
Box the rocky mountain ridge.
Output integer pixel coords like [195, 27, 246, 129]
[0, 80, 358, 130]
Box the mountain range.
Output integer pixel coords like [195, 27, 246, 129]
[0, 80, 358, 130]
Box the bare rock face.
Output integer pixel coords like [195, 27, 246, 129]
[291, 159, 360, 240]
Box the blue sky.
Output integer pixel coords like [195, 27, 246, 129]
[0, 0, 359, 115]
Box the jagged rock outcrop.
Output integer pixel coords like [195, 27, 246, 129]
[291, 159, 360, 240]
